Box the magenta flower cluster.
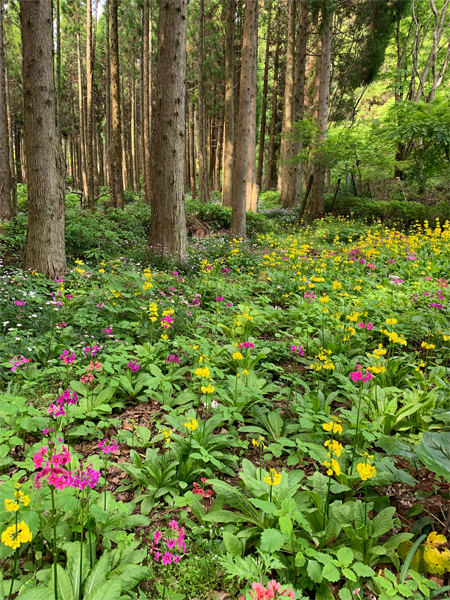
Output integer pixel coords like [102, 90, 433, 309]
[127, 360, 140, 372]
[161, 315, 174, 329]
[349, 365, 373, 383]
[97, 438, 118, 454]
[239, 341, 255, 350]
[58, 389, 78, 406]
[83, 345, 101, 357]
[10, 355, 31, 371]
[150, 520, 186, 564]
[290, 344, 305, 356]
[166, 355, 180, 364]
[60, 350, 76, 364]
[33, 446, 72, 490]
[14, 300, 25, 306]
[357, 321, 373, 330]
[70, 464, 100, 490]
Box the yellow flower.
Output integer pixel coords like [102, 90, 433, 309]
[201, 384, 215, 394]
[386, 318, 398, 325]
[357, 462, 377, 481]
[264, 468, 282, 486]
[322, 421, 342, 435]
[98, 269, 105, 274]
[1, 521, 32, 549]
[75, 259, 84, 265]
[161, 334, 168, 341]
[233, 352, 243, 360]
[184, 418, 198, 432]
[421, 341, 435, 350]
[242, 369, 249, 376]
[324, 439, 343, 458]
[5, 499, 19, 512]
[323, 458, 341, 477]
[333, 280, 342, 290]
[195, 367, 210, 378]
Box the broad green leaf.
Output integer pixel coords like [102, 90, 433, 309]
[260, 529, 285, 553]
[49, 564, 74, 600]
[372, 507, 396, 538]
[83, 551, 111, 597]
[279, 515, 293, 538]
[84, 579, 123, 600]
[307, 559, 323, 583]
[17, 588, 55, 600]
[64, 542, 89, 596]
[338, 589, 352, 600]
[416, 432, 450, 481]
[248, 498, 277, 513]
[107, 565, 152, 588]
[322, 562, 340, 582]
[352, 562, 376, 577]
[222, 532, 242, 557]
[336, 547, 354, 567]
[342, 568, 356, 582]
[203, 510, 249, 524]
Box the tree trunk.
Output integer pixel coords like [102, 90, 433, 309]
[256, 1, 272, 192]
[222, 0, 235, 207]
[278, 0, 295, 200]
[77, 32, 88, 200]
[231, 0, 256, 236]
[246, 1, 258, 212]
[0, 3, 11, 219]
[142, 0, 151, 203]
[86, 0, 95, 208]
[189, 95, 196, 196]
[105, 0, 114, 198]
[284, 0, 308, 208]
[215, 113, 223, 192]
[5, 52, 17, 216]
[110, 0, 124, 208]
[149, 0, 187, 259]
[120, 75, 128, 191]
[20, 0, 66, 277]
[310, 9, 332, 216]
[131, 79, 137, 191]
[197, 0, 210, 204]
[56, 0, 62, 142]
[264, 5, 281, 192]
[15, 124, 23, 184]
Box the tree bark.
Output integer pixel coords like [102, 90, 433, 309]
[246, 1, 258, 212]
[197, 0, 210, 204]
[143, 0, 151, 203]
[231, 0, 256, 236]
[4, 44, 17, 216]
[20, 0, 66, 277]
[256, 0, 272, 192]
[149, 0, 187, 259]
[222, 0, 235, 207]
[110, 0, 124, 208]
[86, 0, 95, 208]
[264, 5, 281, 192]
[284, 0, 308, 208]
[105, 0, 115, 202]
[0, 3, 11, 219]
[215, 113, 223, 192]
[278, 0, 295, 199]
[189, 95, 196, 197]
[15, 124, 23, 184]
[77, 32, 88, 200]
[310, 9, 332, 216]
[56, 0, 62, 142]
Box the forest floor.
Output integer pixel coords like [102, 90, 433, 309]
[0, 215, 450, 599]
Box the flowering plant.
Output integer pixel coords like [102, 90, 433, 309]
[240, 580, 294, 600]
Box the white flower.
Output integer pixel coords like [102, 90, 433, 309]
[3, 321, 8, 326]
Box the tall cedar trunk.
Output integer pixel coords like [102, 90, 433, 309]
[198, 0, 210, 203]
[5, 58, 17, 216]
[149, 0, 187, 259]
[120, 75, 128, 190]
[256, 1, 272, 191]
[15, 124, 23, 184]
[131, 79, 137, 191]
[56, 0, 62, 141]
[21, 0, 66, 277]
[77, 33, 88, 200]
[215, 113, 223, 191]
[278, 0, 295, 199]
[231, 0, 256, 236]
[0, 4, 11, 219]
[105, 0, 114, 202]
[139, 13, 145, 193]
[222, 0, 235, 207]
[86, 0, 95, 208]
[142, 0, 151, 203]
[98, 125, 104, 186]
[310, 10, 332, 216]
[284, 0, 308, 208]
[110, 0, 124, 208]
[264, 6, 281, 192]
[189, 95, 196, 196]
[246, 1, 258, 212]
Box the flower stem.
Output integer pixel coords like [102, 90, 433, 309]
[51, 486, 58, 600]
[350, 386, 362, 473]
[103, 457, 108, 511]
[7, 512, 18, 600]
[79, 493, 84, 600]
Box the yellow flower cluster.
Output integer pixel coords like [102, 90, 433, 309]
[158, 428, 173, 444]
[149, 302, 158, 322]
[184, 418, 198, 432]
[264, 468, 281, 486]
[323, 439, 343, 477]
[323, 420, 343, 435]
[5, 489, 30, 512]
[386, 318, 398, 325]
[252, 436, 266, 449]
[195, 366, 210, 378]
[382, 329, 407, 346]
[1, 521, 32, 549]
[233, 352, 243, 360]
[421, 341, 435, 350]
[310, 348, 335, 371]
[357, 462, 377, 481]
[201, 384, 215, 394]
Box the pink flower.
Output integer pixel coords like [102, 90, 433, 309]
[166, 539, 176, 549]
[153, 530, 162, 544]
[173, 555, 181, 563]
[168, 520, 179, 531]
[162, 552, 173, 565]
[366, 322, 373, 330]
